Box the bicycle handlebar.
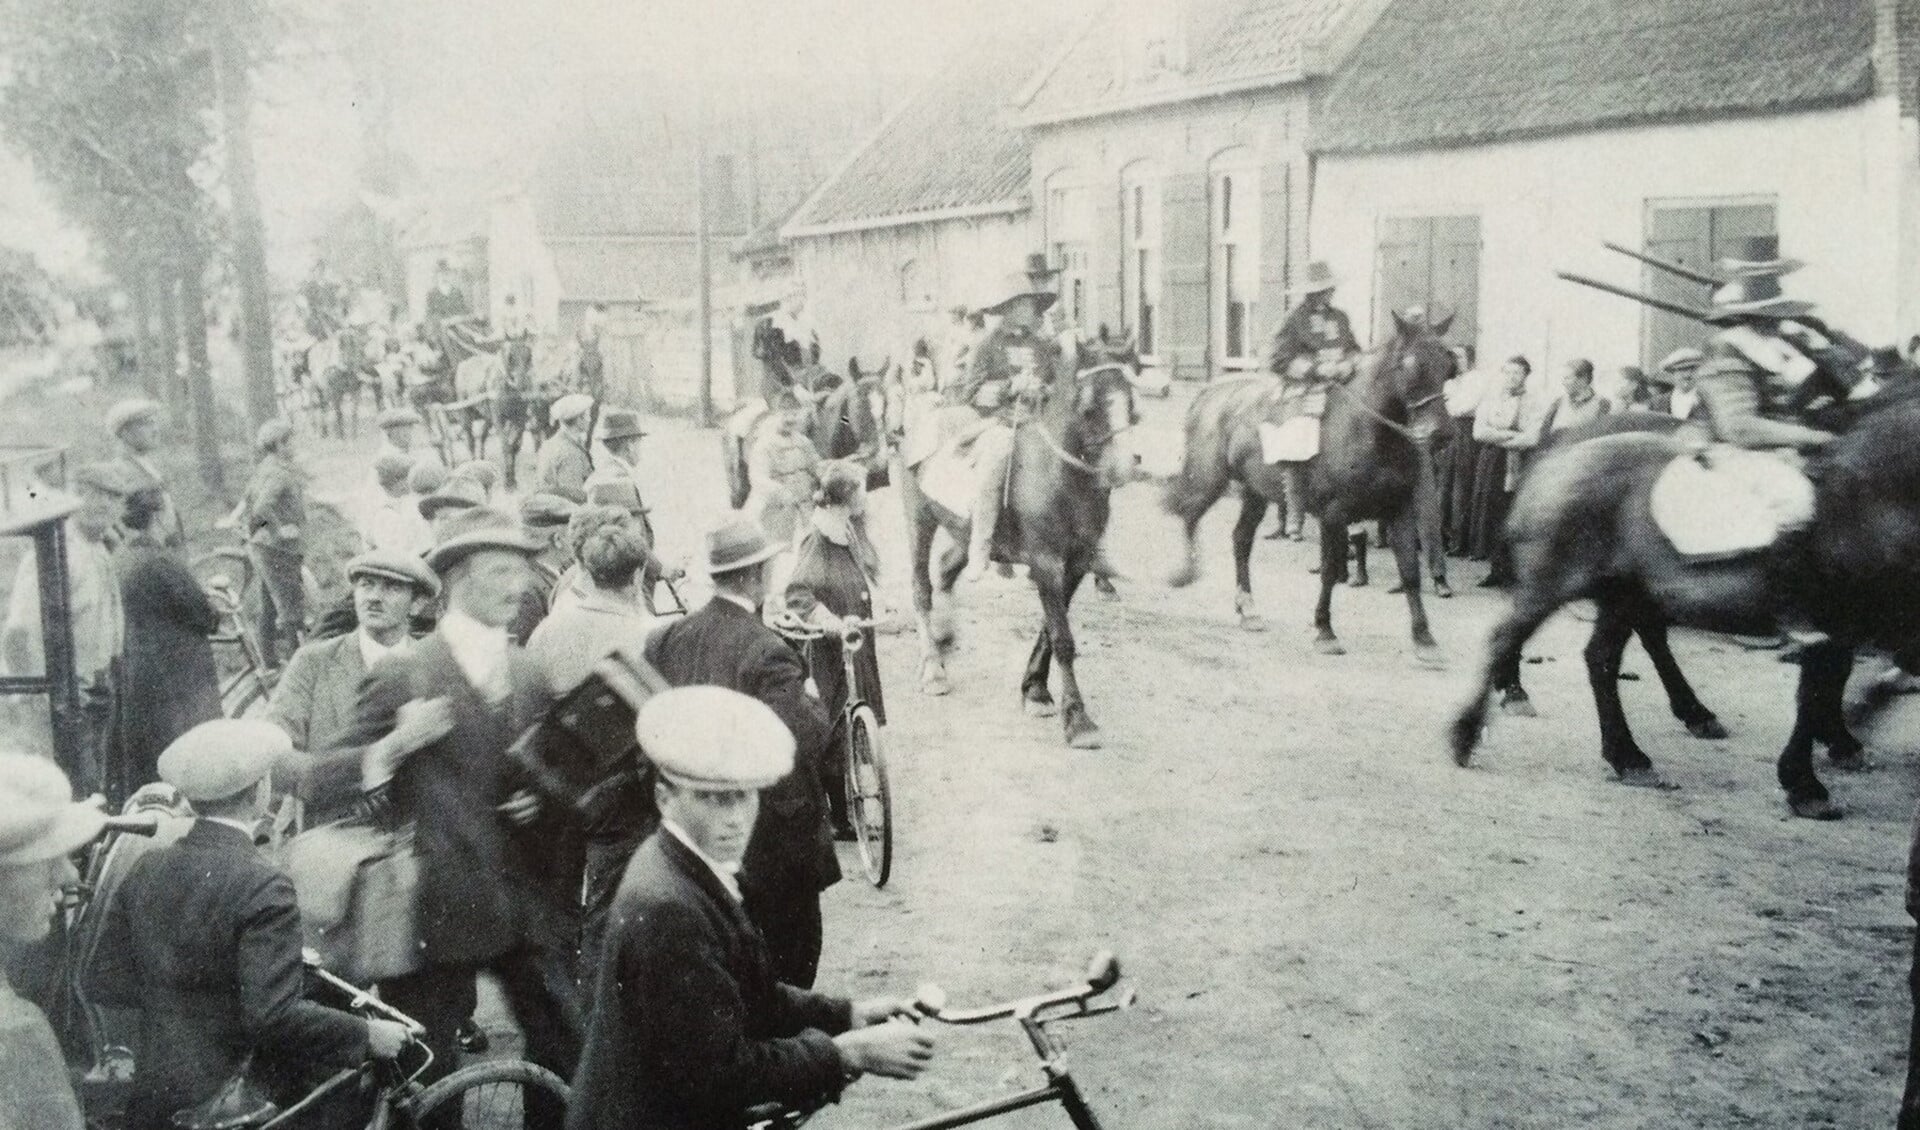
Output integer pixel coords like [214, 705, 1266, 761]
[99, 814, 160, 838]
[914, 951, 1129, 1026]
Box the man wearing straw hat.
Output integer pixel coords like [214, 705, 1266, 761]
[328, 506, 583, 1116]
[567, 685, 934, 1130]
[645, 517, 839, 989]
[105, 397, 185, 547]
[88, 720, 410, 1130]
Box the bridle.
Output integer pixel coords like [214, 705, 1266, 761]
[1027, 364, 1136, 478]
[1326, 345, 1447, 445]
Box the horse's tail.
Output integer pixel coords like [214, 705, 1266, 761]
[1161, 382, 1242, 523]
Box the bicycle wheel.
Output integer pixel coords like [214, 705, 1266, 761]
[407, 1059, 570, 1130]
[844, 703, 892, 887]
[222, 668, 271, 719]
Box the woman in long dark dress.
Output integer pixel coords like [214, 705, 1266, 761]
[116, 486, 221, 792]
[780, 463, 886, 834]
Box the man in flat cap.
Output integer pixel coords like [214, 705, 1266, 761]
[269, 551, 439, 793]
[507, 491, 579, 645]
[417, 473, 486, 542]
[568, 686, 934, 1130]
[105, 397, 185, 548]
[646, 517, 839, 988]
[537, 393, 596, 503]
[332, 506, 581, 1117]
[240, 419, 308, 669]
[1659, 347, 1708, 422]
[3, 461, 131, 795]
[88, 719, 411, 1130]
[361, 451, 431, 556]
[374, 404, 442, 475]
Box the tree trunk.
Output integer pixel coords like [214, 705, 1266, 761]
[156, 265, 183, 409]
[129, 262, 160, 397]
[213, 2, 278, 429]
[178, 249, 224, 494]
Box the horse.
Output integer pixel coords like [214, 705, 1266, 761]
[898, 364, 1140, 748]
[492, 335, 539, 488]
[724, 356, 892, 510]
[449, 349, 502, 463]
[1449, 381, 1920, 819]
[1162, 312, 1458, 663]
[304, 325, 372, 439]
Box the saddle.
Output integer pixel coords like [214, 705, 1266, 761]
[1648, 445, 1816, 559]
[1257, 379, 1328, 464]
[906, 402, 998, 517]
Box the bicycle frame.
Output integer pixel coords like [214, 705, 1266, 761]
[257, 963, 433, 1129]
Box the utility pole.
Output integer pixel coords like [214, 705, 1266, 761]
[213, 0, 278, 429]
[694, 82, 714, 428]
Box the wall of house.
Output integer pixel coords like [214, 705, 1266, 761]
[487, 194, 565, 332]
[1313, 97, 1920, 387]
[787, 212, 1034, 364]
[1028, 90, 1314, 381]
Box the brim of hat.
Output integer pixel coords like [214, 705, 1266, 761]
[426, 530, 544, 571]
[600, 427, 647, 441]
[418, 495, 481, 519]
[1716, 257, 1804, 278]
[1707, 298, 1814, 321]
[706, 541, 784, 575]
[985, 292, 1058, 315]
[1291, 279, 1338, 295]
[0, 804, 106, 866]
[658, 768, 784, 791]
[346, 563, 441, 597]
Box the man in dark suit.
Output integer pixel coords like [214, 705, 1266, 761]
[645, 518, 839, 989]
[87, 720, 410, 1130]
[331, 506, 583, 1123]
[568, 686, 932, 1130]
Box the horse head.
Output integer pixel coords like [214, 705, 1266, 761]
[1061, 363, 1142, 490]
[1374, 310, 1458, 441]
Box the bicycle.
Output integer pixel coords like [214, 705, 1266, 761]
[750, 951, 1134, 1130]
[771, 612, 894, 887]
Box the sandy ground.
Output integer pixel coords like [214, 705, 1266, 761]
[297, 390, 1918, 1129]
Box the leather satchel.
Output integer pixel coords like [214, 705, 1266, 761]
[285, 816, 424, 984]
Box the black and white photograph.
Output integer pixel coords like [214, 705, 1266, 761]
[4, 0, 1920, 1126]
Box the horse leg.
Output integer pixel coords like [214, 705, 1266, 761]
[1231, 494, 1268, 631]
[1163, 445, 1231, 589]
[1021, 626, 1056, 717]
[1450, 590, 1560, 766]
[1036, 560, 1099, 748]
[1810, 644, 1868, 769]
[1349, 529, 1370, 588]
[1383, 509, 1441, 666]
[1313, 520, 1348, 654]
[910, 509, 953, 696]
[1780, 640, 1849, 819]
[1585, 601, 1660, 784]
[1634, 620, 1727, 739]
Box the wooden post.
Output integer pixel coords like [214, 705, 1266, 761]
[695, 84, 714, 428]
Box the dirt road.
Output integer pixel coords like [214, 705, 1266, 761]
[320, 393, 1918, 1128]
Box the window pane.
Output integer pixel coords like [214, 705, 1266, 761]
[1132, 185, 1144, 240]
[1, 535, 46, 679]
[1220, 176, 1233, 234]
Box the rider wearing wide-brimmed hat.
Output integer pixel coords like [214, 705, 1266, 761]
[1694, 237, 1860, 452]
[1263, 261, 1362, 539]
[949, 268, 1069, 581]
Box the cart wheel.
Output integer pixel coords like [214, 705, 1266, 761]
[845, 704, 892, 887]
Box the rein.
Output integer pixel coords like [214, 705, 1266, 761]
[1327, 378, 1437, 444]
[1025, 365, 1135, 477]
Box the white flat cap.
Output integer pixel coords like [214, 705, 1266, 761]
[550, 393, 594, 423]
[158, 719, 291, 803]
[0, 754, 105, 865]
[637, 686, 794, 791]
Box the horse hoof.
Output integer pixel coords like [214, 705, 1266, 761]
[1349, 576, 1369, 589]
[1097, 583, 1121, 603]
[1239, 615, 1267, 633]
[1434, 581, 1455, 599]
[1829, 749, 1874, 773]
[1312, 637, 1345, 656]
[1788, 794, 1844, 821]
[1685, 716, 1730, 740]
[1167, 564, 1199, 589]
[1497, 693, 1536, 718]
[1066, 724, 1103, 750]
[1413, 646, 1447, 671]
[1024, 697, 1058, 718]
[1617, 767, 1675, 790]
[922, 675, 952, 697]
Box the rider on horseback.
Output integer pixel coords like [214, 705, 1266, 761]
[953, 272, 1067, 582]
[756, 279, 837, 400]
[1265, 261, 1361, 539]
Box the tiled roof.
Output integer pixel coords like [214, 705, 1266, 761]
[1314, 0, 1876, 154]
[782, 20, 1067, 235]
[1019, 0, 1350, 123]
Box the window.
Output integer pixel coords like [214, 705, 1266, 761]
[1210, 155, 1260, 369]
[898, 258, 929, 309]
[1642, 199, 1775, 368]
[1374, 215, 1480, 351]
[1121, 165, 1162, 360]
[1046, 173, 1093, 332]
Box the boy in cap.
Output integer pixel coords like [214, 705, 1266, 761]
[240, 419, 308, 668]
[361, 451, 429, 555]
[536, 393, 596, 502]
[374, 405, 442, 474]
[105, 397, 185, 547]
[87, 720, 411, 1130]
[567, 686, 934, 1130]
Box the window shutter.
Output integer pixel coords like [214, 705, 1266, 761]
[1160, 172, 1210, 379]
[1259, 160, 1292, 342]
[1642, 207, 1712, 370]
[1092, 186, 1123, 341]
[1373, 216, 1433, 343]
[1430, 216, 1481, 352]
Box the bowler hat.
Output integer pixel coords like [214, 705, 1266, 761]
[982, 272, 1058, 317]
[106, 398, 162, 436]
[418, 475, 487, 519]
[158, 719, 289, 803]
[424, 506, 543, 572]
[255, 418, 295, 452]
[1716, 235, 1803, 279]
[0, 754, 105, 866]
[598, 408, 646, 442]
[637, 685, 794, 790]
[1023, 252, 1062, 282]
[1291, 261, 1339, 296]
[518, 492, 579, 529]
[1705, 274, 1813, 323]
[551, 393, 594, 424]
[376, 406, 423, 430]
[703, 517, 783, 575]
[345, 548, 441, 599]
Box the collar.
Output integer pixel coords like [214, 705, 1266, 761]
[576, 587, 642, 615]
[357, 628, 410, 668]
[810, 507, 853, 546]
[661, 819, 742, 901]
[438, 606, 509, 693]
[1566, 388, 1595, 407]
[199, 815, 259, 842]
[712, 590, 758, 615]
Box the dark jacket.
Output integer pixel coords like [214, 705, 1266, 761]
[1268, 299, 1360, 381]
[329, 632, 563, 966]
[643, 598, 838, 898]
[567, 832, 851, 1130]
[952, 323, 1064, 412]
[86, 820, 370, 1130]
[241, 453, 306, 557]
[116, 535, 221, 789]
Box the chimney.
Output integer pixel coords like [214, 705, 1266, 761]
[1874, 0, 1920, 117]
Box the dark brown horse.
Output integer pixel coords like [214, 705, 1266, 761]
[898, 364, 1140, 748]
[1450, 384, 1920, 819]
[1163, 313, 1458, 663]
[724, 357, 892, 509]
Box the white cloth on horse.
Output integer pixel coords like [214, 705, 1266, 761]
[1649, 446, 1816, 559]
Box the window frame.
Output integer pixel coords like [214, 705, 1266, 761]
[1121, 163, 1163, 364]
[1044, 170, 1094, 333]
[1209, 152, 1261, 371]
